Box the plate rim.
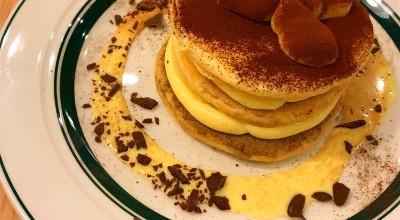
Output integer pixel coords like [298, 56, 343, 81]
[0, 0, 399, 219]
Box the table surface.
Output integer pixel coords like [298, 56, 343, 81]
[0, 0, 22, 219]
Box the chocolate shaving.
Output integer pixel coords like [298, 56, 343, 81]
[94, 123, 105, 136]
[287, 194, 305, 218]
[82, 103, 91, 108]
[336, 120, 366, 129]
[371, 47, 380, 54]
[108, 83, 121, 97]
[210, 196, 231, 210]
[131, 96, 158, 110]
[133, 21, 139, 30]
[206, 172, 227, 193]
[120, 155, 129, 161]
[374, 104, 382, 113]
[344, 141, 353, 154]
[95, 136, 101, 143]
[122, 115, 132, 121]
[116, 141, 128, 153]
[159, 171, 167, 183]
[155, 117, 160, 125]
[312, 192, 332, 201]
[135, 120, 144, 129]
[333, 182, 350, 206]
[137, 0, 158, 11]
[168, 166, 189, 184]
[132, 131, 147, 149]
[144, 13, 163, 27]
[167, 187, 184, 196]
[101, 74, 117, 83]
[114, 14, 123, 25]
[142, 118, 153, 123]
[86, 63, 97, 70]
[137, 153, 152, 166]
[186, 189, 199, 212]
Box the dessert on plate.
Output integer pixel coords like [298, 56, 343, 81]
[155, 0, 373, 162]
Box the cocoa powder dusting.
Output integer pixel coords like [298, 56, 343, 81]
[172, 0, 373, 93]
[345, 133, 400, 210]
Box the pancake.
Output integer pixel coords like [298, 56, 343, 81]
[156, 40, 343, 162]
[169, 0, 373, 99]
[174, 35, 346, 127]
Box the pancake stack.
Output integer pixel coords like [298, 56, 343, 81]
[155, 0, 373, 162]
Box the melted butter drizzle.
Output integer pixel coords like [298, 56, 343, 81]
[91, 10, 395, 219]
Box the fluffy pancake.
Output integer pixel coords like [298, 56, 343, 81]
[156, 40, 343, 162]
[173, 35, 346, 127]
[170, 0, 373, 99]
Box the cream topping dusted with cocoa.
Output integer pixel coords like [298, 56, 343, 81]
[170, 0, 373, 98]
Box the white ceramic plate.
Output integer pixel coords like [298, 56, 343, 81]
[1, 0, 400, 219]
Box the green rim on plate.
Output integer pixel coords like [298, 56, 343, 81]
[0, 0, 395, 219]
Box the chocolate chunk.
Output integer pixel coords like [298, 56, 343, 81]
[108, 83, 121, 97]
[159, 171, 167, 183]
[111, 37, 117, 43]
[131, 97, 158, 110]
[116, 141, 129, 153]
[132, 131, 147, 149]
[206, 172, 227, 193]
[155, 117, 160, 125]
[127, 140, 135, 149]
[137, 0, 158, 11]
[336, 120, 366, 129]
[374, 104, 382, 113]
[144, 13, 163, 27]
[287, 194, 305, 218]
[371, 47, 380, 54]
[101, 74, 117, 83]
[142, 118, 153, 123]
[86, 62, 97, 70]
[333, 182, 350, 206]
[135, 120, 144, 129]
[194, 207, 202, 213]
[312, 192, 332, 201]
[210, 196, 231, 210]
[94, 123, 105, 136]
[137, 153, 152, 166]
[82, 103, 91, 108]
[167, 187, 184, 196]
[241, 194, 247, 200]
[168, 166, 189, 184]
[366, 135, 375, 141]
[374, 38, 380, 47]
[120, 155, 129, 161]
[132, 21, 139, 30]
[366, 135, 379, 145]
[122, 115, 132, 121]
[114, 14, 123, 25]
[344, 141, 353, 154]
[186, 189, 199, 212]
[95, 136, 102, 143]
